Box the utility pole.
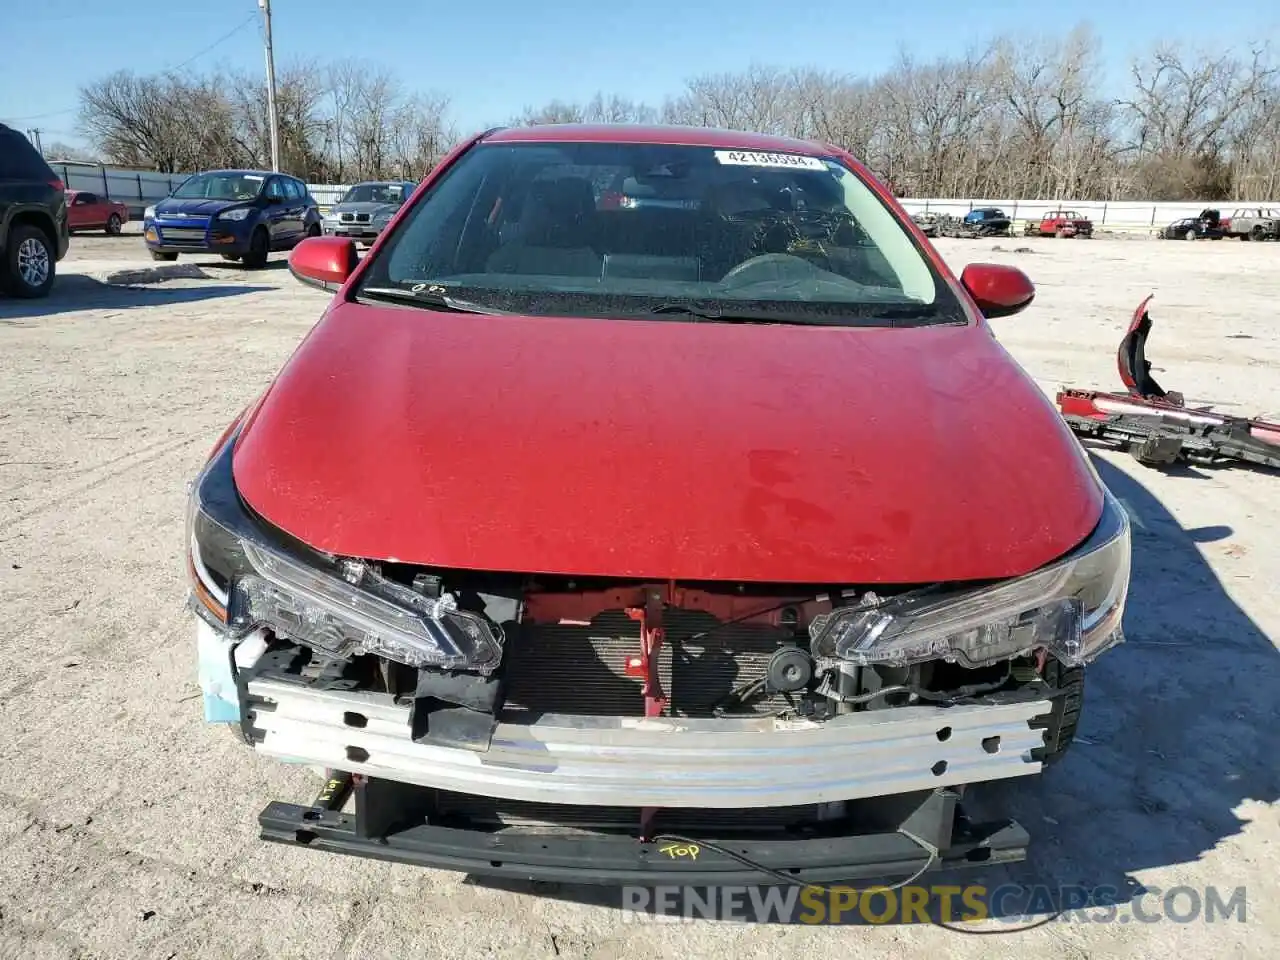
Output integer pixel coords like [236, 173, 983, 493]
[259, 0, 281, 172]
[26, 128, 43, 154]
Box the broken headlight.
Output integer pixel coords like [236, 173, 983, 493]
[810, 488, 1130, 669]
[185, 429, 503, 674]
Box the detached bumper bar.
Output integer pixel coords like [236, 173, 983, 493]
[259, 781, 1029, 885]
[246, 677, 1050, 809]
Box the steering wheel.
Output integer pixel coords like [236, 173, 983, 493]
[719, 253, 819, 289]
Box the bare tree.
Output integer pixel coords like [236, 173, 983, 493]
[43, 142, 102, 163]
[72, 33, 1280, 200]
[1120, 43, 1278, 198]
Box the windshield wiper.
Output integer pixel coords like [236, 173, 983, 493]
[357, 286, 509, 315]
[646, 300, 940, 327]
[647, 301, 813, 324]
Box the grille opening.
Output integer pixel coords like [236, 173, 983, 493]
[501, 609, 798, 719]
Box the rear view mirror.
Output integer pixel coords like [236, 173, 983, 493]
[289, 236, 359, 292]
[960, 263, 1035, 319]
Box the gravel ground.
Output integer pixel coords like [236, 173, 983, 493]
[1, 230, 1277, 958]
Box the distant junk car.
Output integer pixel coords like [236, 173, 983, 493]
[1023, 210, 1094, 239]
[1160, 209, 1225, 241]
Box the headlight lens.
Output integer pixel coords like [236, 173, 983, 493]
[186, 435, 504, 674]
[324, 210, 342, 221]
[218, 207, 252, 222]
[809, 489, 1130, 669]
[144, 205, 156, 220]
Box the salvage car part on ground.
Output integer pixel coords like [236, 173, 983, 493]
[1057, 295, 1280, 469]
[189, 124, 1132, 886]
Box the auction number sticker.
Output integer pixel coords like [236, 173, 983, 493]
[713, 150, 827, 170]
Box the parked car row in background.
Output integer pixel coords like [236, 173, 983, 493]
[912, 203, 1279, 244]
[1157, 208, 1280, 241]
[140, 173, 420, 267]
[4, 111, 1277, 300]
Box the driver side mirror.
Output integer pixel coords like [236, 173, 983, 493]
[289, 236, 359, 292]
[960, 263, 1035, 319]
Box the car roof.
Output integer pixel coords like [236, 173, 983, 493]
[484, 123, 831, 155]
[195, 168, 281, 177]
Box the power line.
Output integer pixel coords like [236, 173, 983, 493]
[3, 106, 77, 122]
[166, 11, 258, 72]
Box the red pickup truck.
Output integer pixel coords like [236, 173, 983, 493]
[66, 190, 129, 235]
[1023, 209, 1094, 238]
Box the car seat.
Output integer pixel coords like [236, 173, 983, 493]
[485, 177, 602, 278]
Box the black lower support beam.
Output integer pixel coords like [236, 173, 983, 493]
[258, 784, 1028, 885]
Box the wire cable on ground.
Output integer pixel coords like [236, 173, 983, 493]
[649, 829, 1067, 934]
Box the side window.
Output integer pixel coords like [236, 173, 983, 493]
[79, 192, 99, 204]
[284, 178, 303, 201]
[266, 177, 286, 201]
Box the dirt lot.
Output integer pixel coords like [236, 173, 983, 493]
[1, 231, 1277, 958]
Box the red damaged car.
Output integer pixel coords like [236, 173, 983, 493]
[65, 190, 128, 235]
[187, 124, 1131, 885]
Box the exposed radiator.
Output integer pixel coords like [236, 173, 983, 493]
[501, 608, 796, 718]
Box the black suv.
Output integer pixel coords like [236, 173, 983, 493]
[0, 123, 70, 298]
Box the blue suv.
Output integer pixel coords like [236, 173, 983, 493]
[143, 170, 322, 268]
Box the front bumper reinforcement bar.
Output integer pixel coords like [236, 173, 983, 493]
[245, 677, 1051, 809]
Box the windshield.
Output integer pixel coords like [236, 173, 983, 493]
[172, 172, 264, 201]
[354, 141, 966, 326]
[340, 182, 409, 205]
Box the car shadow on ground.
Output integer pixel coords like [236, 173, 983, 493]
[0, 274, 273, 321]
[466, 452, 1279, 926]
[202, 257, 292, 272]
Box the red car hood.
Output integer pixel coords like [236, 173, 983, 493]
[232, 302, 1102, 584]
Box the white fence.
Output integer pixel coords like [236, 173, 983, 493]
[44, 160, 1276, 230]
[897, 199, 1277, 230]
[48, 161, 192, 219]
[307, 184, 350, 209]
[305, 190, 1274, 228]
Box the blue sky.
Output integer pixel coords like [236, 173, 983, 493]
[3, 0, 1276, 146]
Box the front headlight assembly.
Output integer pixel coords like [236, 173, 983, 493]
[185, 432, 504, 674]
[217, 207, 253, 222]
[810, 490, 1131, 669]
